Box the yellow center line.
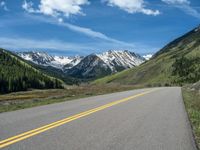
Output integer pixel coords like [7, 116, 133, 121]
[0, 89, 157, 149]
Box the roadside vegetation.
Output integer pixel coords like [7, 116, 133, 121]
[0, 84, 139, 113]
[182, 85, 200, 149]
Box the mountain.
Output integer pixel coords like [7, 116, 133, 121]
[17, 51, 82, 69]
[94, 25, 200, 86]
[97, 50, 144, 72]
[65, 54, 112, 79]
[0, 49, 63, 94]
[18, 50, 144, 80]
[65, 50, 144, 79]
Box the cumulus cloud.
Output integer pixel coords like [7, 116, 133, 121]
[102, 0, 160, 16]
[22, 0, 89, 18]
[0, 0, 8, 11]
[162, 0, 200, 19]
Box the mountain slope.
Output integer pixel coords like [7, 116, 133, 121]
[66, 54, 112, 79]
[0, 49, 63, 94]
[65, 50, 144, 79]
[94, 25, 200, 86]
[97, 50, 144, 72]
[30, 64, 81, 85]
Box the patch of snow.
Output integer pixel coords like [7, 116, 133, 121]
[17, 51, 82, 69]
[97, 50, 144, 71]
[143, 54, 153, 60]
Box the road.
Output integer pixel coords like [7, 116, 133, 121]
[0, 87, 197, 150]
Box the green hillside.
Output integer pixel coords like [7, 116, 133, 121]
[0, 49, 64, 94]
[94, 25, 200, 86]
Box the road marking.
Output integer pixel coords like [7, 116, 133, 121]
[0, 89, 156, 148]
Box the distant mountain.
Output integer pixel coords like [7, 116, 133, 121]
[65, 50, 144, 79]
[0, 49, 63, 94]
[94, 25, 200, 86]
[97, 50, 144, 72]
[17, 51, 82, 69]
[17, 50, 145, 80]
[66, 54, 112, 79]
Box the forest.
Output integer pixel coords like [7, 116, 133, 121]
[0, 49, 63, 94]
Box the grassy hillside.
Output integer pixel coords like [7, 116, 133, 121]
[0, 49, 64, 94]
[94, 25, 200, 86]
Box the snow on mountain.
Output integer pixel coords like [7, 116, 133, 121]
[65, 50, 145, 79]
[17, 50, 144, 79]
[66, 54, 112, 79]
[97, 50, 144, 71]
[17, 51, 82, 69]
[143, 54, 153, 60]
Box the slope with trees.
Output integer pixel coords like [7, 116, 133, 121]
[0, 49, 63, 94]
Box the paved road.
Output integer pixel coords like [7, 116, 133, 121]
[0, 87, 197, 150]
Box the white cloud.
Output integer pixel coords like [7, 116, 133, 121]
[22, 0, 89, 18]
[102, 0, 160, 16]
[0, 0, 8, 11]
[0, 37, 92, 52]
[22, 1, 36, 13]
[162, 0, 190, 4]
[60, 22, 134, 46]
[162, 0, 200, 19]
[28, 15, 135, 48]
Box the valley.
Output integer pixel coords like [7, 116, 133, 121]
[0, 1, 199, 149]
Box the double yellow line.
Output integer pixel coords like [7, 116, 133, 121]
[0, 89, 155, 149]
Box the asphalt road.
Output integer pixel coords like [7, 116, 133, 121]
[0, 87, 197, 150]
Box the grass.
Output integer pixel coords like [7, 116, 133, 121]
[0, 84, 139, 113]
[182, 87, 200, 149]
[93, 34, 200, 86]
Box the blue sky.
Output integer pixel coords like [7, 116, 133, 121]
[0, 0, 199, 56]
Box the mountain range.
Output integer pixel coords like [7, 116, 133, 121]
[0, 25, 199, 94]
[17, 51, 83, 69]
[17, 50, 145, 79]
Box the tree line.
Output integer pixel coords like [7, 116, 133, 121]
[0, 49, 63, 94]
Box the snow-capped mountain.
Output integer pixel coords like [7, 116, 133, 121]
[17, 51, 82, 69]
[143, 54, 153, 60]
[17, 50, 145, 79]
[65, 50, 145, 79]
[97, 50, 144, 71]
[66, 54, 112, 79]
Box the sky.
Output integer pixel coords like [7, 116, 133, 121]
[0, 0, 199, 56]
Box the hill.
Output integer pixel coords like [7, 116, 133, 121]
[94, 25, 200, 86]
[0, 49, 63, 94]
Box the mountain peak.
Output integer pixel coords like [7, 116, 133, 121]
[97, 50, 144, 71]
